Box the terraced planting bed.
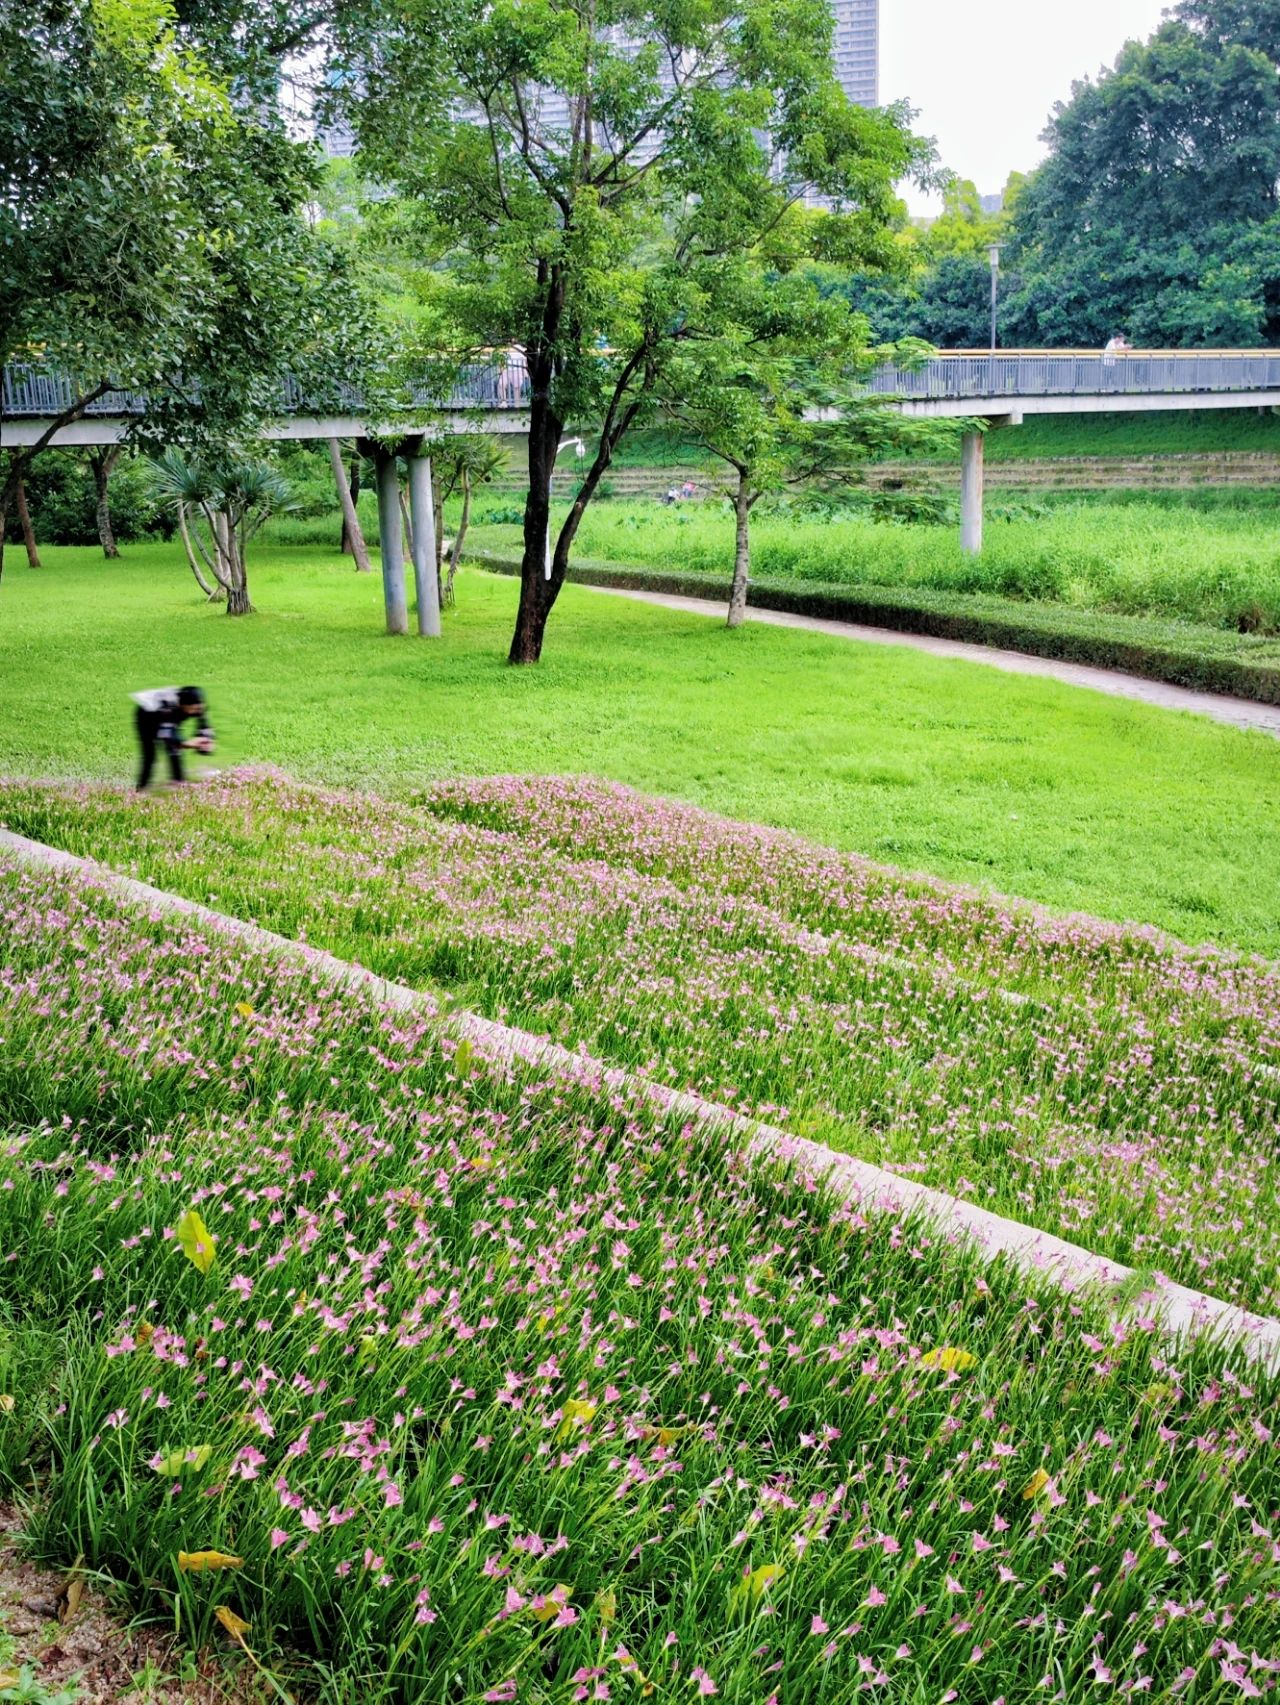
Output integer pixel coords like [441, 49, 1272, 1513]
[1, 830, 1279, 1702]
[4, 773, 1279, 1320]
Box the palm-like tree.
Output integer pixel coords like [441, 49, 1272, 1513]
[151, 450, 292, 614]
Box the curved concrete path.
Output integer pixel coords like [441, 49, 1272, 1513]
[590, 585, 1280, 739]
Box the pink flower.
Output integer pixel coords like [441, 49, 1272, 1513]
[810, 1615, 829, 1635]
[689, 1669, 717, 1697]
[269, 1527, 290, 1550]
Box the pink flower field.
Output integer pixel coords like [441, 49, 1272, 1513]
[3, 772, 1277, 1311]
[0, 847, 1278, 1701]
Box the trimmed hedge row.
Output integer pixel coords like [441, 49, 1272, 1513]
[470, 550, 1280, 706]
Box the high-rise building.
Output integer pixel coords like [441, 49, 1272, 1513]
[831, 0, 879, 108]
[316, 3, 880, 164]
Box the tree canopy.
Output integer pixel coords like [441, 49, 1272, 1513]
[1, 0, 375, 578]
[857, 0, 1280, 350]
[332, 0, 930, 660]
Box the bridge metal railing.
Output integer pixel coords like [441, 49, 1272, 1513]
[6, 350, 1280, 422]
[865, 349, 1280, 401]
[1, 360, 534, 420]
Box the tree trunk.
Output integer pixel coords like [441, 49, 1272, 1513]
[227, 520, 253, 614]
[177, 504, 220, 599]
[399, 489, 414, 563]
[0, 382, 113, 590]
[90, 447, 122, 558]
[727, 468, 752, 629]
[446, 469, 472, 606]
[15, 472, 39, 568]
[509, 357, 565, 663]
[328, 438, 371, 571]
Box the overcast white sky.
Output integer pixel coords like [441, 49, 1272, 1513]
[882, 0, 1173, 212]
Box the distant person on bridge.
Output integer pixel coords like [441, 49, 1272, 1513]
[1103, 334, 1131, 385]
[131, 686, 214, 791]
[496, 348, 526, 407]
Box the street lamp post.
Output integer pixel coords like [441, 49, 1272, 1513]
[544, 436, 586, 581]
[988, 243, 1002, 356]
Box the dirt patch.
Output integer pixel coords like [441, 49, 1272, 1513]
[0, 1509, 256, 1704]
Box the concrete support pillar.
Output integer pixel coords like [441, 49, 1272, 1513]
[375, 451, 408, 635]
[960, 428, 985, 556]
[407, 454, 441, 638]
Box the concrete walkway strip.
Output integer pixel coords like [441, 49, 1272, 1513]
[588, 585, 1280, 739]
[3, 825, 1278, 1374]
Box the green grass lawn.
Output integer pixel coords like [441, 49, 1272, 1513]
[467, 493, 1280, 633]
[3, 541, 1280, 953]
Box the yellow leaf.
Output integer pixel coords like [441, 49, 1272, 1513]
[0, 1395, 14, 1414]
[920, 1346, 978, 1374]
[1022, 1468, 1051, 1501]
[531, 1586, 573, 1623]
[60, 1575, 83, 1623]
[235, 1002, 255, 1019]
[155, 1446, 212, 1478]
[1141, 1381, 1176, 1408]
[557, 1397, 597, 1441]
[0, 1671, 17, 1689]
[596, 1588, 617, 1625]
[730, 1562, 785, 1612]
[176, 1208, 216, 1275]
[454, 1039, 474, 1076]
[656, 1427, 683, 1448]
[214, 1604, 251, 1639]
[177, 1550, 243, 1573]
[135, 1322, 155, 1348]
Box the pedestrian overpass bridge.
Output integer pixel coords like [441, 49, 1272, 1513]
[6, 348, 1280, 578]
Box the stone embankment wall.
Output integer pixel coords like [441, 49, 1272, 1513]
[492, 454, 1280, 498]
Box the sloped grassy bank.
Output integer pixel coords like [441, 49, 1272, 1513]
[1, 852, 1278, 1702]
[5, 774, 1279, 1318]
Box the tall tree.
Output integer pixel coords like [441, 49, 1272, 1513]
[336, 0, 929, 662]
[662, 267, 860, 627]
[1004, 3, 1280, 343]
[0, 0, 376, 586]
[663, 266, 945, 625]
[1019, 20, 1280, 262]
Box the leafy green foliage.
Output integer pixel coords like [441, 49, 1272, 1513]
[845, 2, 1280, 348]
[0, 0, 380, 583]
[473, 489, 1280, 632]
[332, 0, 932, 657]
[22, 452, 169, 548]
